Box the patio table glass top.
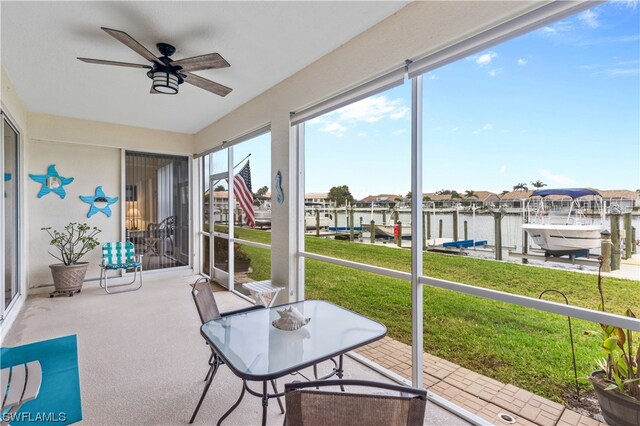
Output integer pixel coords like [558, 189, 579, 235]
[200, 300, 387, 381]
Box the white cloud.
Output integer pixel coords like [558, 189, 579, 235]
[517, 58, 528, 66]
[473, 123, 494, 134]
[426, 73, 437, 80]
[318, 121, 348, 137]
[309, 95, 409, 137]
[476, 51, 497, 67]
[499, 165, 507, 174]
[539, 21, 572, 36]
[452, 127, 459, 132]
[598, 68, 640, 77]
[357, 132, 367, 137]
[539, 169, 577, 185]
[392, 129, 406, 135]
[488, 68, 503, 77]
[338, 96, 409, 123]
[578, 10, 600, 28]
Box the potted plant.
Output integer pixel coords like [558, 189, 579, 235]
[585, 259, 639, 426]
[42, 222, 101, 296]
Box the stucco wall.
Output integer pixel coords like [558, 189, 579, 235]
[27, 140, 120, 287]
[25, 114, 195, 289]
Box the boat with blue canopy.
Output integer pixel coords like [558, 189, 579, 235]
[522, 188, 605, 256]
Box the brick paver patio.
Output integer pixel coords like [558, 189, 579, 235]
[355, 337, 605, 426]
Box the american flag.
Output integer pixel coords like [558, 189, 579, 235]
[233, 160, 255, 227]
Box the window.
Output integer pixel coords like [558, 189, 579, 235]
[201, 131, 271, 297]
[2, 113, 20, 315]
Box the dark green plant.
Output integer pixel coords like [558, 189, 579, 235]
[586, 258, 640, 400]
[212, 227, 251, 264]
[42, 222, 101, 265]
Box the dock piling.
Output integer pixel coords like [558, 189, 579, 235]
[623, 212, 632, 259]
[463, 220, 468, 241]
[610, 213, 621, 271]
[422, 212, 427, 250]
[493, 211, 504, 261]
[315, 209, 320, 237]
[601, 230, 612, 273]
[453, 209, 459, 241]
[397, 220, 402, 247]
[426, 211, 431, 240]
[349, 207, 355, 242]
[439, 219, 443, 238]
[370, 220, 375, 244]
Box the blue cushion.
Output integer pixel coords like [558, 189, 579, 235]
[104, 261, 142, 270]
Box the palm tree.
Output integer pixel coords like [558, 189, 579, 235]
[513, 183, 528, 192]
[531, 180, 546, 189]
[450, 190, 462, 199]
[464, 190, 477, 199]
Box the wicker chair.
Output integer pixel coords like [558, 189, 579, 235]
[284, 379, 427, 426]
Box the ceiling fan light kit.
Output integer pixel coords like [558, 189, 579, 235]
[78, 28, 232, 97]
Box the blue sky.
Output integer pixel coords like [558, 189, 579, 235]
[302, 1, 640, 199]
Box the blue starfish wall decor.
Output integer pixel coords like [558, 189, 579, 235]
[29, 165, 74, 199]
[4, 173, 11, 182]
[80, 186, 119, 218]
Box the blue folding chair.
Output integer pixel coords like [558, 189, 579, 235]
[99, 242, 143, 294]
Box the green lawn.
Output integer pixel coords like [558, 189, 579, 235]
[235, 227, 639, 403]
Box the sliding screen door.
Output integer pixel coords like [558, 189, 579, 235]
[125, 152, 189, 271]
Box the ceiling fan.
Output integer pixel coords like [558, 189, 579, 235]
[78, 27, 232, 96]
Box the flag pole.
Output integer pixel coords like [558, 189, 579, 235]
[209, 153, 252, 188]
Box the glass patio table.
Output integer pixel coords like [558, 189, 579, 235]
[199, 299, 387, 425]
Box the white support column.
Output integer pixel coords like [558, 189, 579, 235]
[410, 75, 424, 388]
[270, 117, 296, 304]
[227, 147, 234, 292]
[294, 123, 305, 301]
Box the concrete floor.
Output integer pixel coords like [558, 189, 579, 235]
[3, 270, 470, 425]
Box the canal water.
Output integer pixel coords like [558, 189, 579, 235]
[324, 209, 640, 255]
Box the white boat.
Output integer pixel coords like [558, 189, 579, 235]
[522, 188, 605, 256]
[305, 210, 332, 229]
[254, 202, 272, 229]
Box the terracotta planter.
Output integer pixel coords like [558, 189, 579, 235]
[49, 262, 88, 294]
[590, 370, 640, 426]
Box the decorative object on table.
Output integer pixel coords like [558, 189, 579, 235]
[79, 186, 119, 218]
[275, 170, 284, 205]
[29, 164, 74, 199]
[99, 241, 143, 294]
[1, 335, 83, 425]
[585, 258, 639, 426]
[272, 306, 310, 331]
[42, 223, 101, 297]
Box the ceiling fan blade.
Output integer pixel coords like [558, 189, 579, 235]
[78, 57, 152, 69]
[183, 72, 232, 97]
[101, 27, 160, 64]
[171, 53, 230, 72]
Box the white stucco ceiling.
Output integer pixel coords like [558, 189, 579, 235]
[1, 1, 408, 134]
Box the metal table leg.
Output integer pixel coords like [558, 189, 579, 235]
[217, 381, 247, 426]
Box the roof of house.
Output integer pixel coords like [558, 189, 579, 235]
[359, 194, 403, 203]
[304, 193, 329, 199]
[422, 191, 499, 201]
